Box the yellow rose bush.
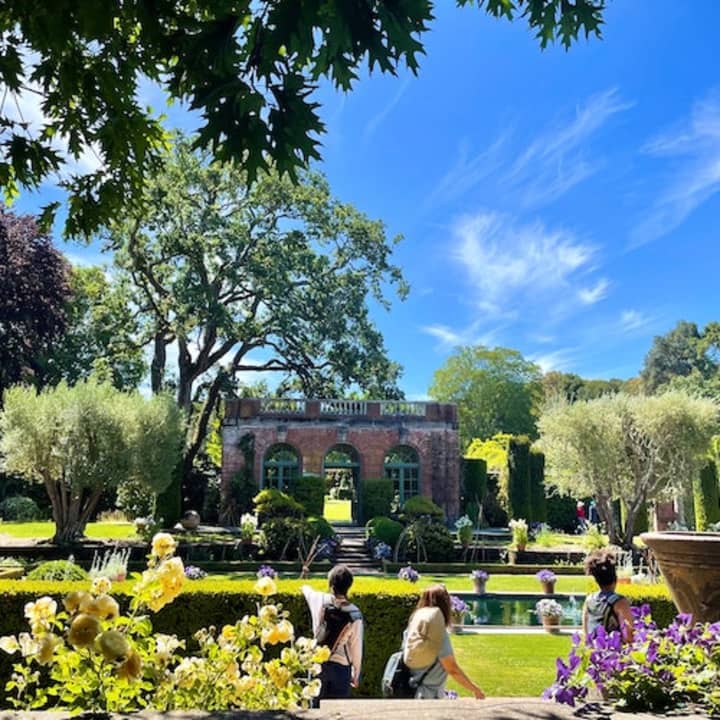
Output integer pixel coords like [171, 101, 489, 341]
[0, 536, 325, 713]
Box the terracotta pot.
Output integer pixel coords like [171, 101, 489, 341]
[542, 616, 561, 633]
[641, 531, 720, 623]
[473, 580, 486, 595]
[541, 581, 556, 595]
[616, 576, 631, 585]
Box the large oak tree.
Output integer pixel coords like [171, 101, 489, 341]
[106, 140, 407, 512]
[0, 1, 605, 237]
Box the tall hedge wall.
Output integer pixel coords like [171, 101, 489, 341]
[528, 449, 546, 523]
[359, 478, 393, 523]
[507, 437, 531, 520]
[293, 474, 325, 517]
[461, 458, 487, 523]
[694, 460, 720, 531]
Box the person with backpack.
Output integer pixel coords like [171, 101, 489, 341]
[583, 549, 635, 642]
[302, 564, 363, 700]
[396, 584, 485, 699]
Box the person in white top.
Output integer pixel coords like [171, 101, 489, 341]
[302, 564, 364, 699]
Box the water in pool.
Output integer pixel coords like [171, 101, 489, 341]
[454, 593, 584, 627]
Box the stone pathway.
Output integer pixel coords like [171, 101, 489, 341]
[332, 525, 379, 573]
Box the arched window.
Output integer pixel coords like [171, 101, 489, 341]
[263, 443, 300, 491]
[384, 445, 420, 505]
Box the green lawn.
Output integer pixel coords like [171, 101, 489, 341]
[323, 497, 352, 523]
[447, 633, 571, 697]
[0, 521, 137, 540]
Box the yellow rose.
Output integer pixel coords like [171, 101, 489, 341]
[117, 650, 142, 681]
[91, 577, 112, 596]
[94, 594, 120, 620]
[0, 635, 19, 654]
[235, 675, 257, 694]
[158, 557, 184, 597]
[266, 661, 291, 689]
[63, 591, 92, 614]
[312, 645, 331, 664]
[36, 634, 62, 665]
[97, 630, 130, 663]
[261, 626, 281, 646]
[151, 532, 177, 559]
[275, 619, 294, 644]
[24, 596, 57, 632]
[254, 576, 277, 597]
[68, 614, 101, 648]
[259, 604, 278, 623]
[302, 679, 322, 700]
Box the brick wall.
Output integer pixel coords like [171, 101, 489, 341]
[221, 406, 460, 520]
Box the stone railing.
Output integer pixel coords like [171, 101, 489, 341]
[225, 398, 457, 425]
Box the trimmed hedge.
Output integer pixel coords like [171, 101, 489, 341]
[402, 495, 445, 522]
[528, 450, 546, 523]
[507, 437, 531, 521]
[293, 475, 325, 517]
[462, 458, 487, 523]
[546, 492, 576, 533]
[366, 516, 403, 548]
[253, 488, 305, 524]
[694, 460, 720, 531]
[0, 578, 419, 703]
[359, 478, 393, 523]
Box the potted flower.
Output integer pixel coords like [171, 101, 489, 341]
[509, 518, 528, 551]
[450, 595, 469, 632]
[536, 598, 564, 633]
[470, 569, 489, 594]
[454, 515, 474, 548]
[398, 565, 420, 583]
[536, 569, 557, 594]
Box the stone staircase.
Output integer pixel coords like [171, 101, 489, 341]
[332, 525, 379, 573]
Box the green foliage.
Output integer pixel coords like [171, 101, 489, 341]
[366, 516, 403, 548]
[462, 458, 487, 522]
[0, 380, 184, 542]
[541, 371, 630, 404]
[402, 522, 456, 562]
[253, 489, 305, 526]
[258, 518, 312, 560]
[155, 469, 182, 528]
[694, 461, 720, 531]
[546, 492, 577, 533]
[115, 478, 155, 520]
[220, 434, 258, 524]
[401, 495, 445, 522]
[466, 433, 512, 470]
[26, 561, 89, 582]
[529, 449, 547, 523]
[292, 475, 325, 517]
[359, 478, 393, 523]
[429, 346, 541, 450]
[0, 496, 42, 522]
[1, 2, 603, 238]
[36, 266, 146, 390]
[507, 437, 532, 520]
[306, 516, 335, 540]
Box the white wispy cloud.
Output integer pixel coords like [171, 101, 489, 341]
[364, 76, 411, 140]
[578, 278, 610, 305]
[528, 348, 576, 373]
[451, 210, 597, 317]
[504, 88, 633, 207]
[619, 309, 651, 333]
[630, 90, 720, 248]
[420, 320, 505, 351]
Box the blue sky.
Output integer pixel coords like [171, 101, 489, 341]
[14, 1, 720, 400]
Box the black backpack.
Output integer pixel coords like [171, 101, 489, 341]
[315, 603, 355, 655]
[382, 651, 436, 698]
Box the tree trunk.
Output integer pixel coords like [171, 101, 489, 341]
[47, 478, 104, 545]
[150, 331, 167, 393]
[597, 495, 621, 546]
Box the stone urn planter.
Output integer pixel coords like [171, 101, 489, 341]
[180, 510, 201, 531]
[641, 531, 720, 623]
[541, 581, 556, 594]
[542, 616, 561, 634]
[473, 579, 487, 594]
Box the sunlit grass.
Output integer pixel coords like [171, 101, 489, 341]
[0, 521, 137, 540]
[323, 497, 352, 523]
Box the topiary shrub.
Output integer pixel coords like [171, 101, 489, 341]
[260, 517, 312, 559]
[507, 436, 531, 520]
[366, 516, 403, 548]
[694, 460, 720, 531]
[529, 449, 547, 523]
[546, 491, 576, 533]
[253, 488, 305, 525]
[0, 495, 42, 521]
[402, 521, 455, 562]
[359, 478, 393, 523]
[293, 475, 324, 517]
[307, 515, 334, 539]
[401, 495, 445, 522]
[26, 560, 89, 582]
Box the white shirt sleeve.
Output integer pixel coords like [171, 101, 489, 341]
[301, 585, 329, 632]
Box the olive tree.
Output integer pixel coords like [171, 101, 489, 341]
[538, 391, 719, 547]
[0, 380, 184, 543]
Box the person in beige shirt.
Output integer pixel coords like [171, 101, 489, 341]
[302, 565, 363, 699]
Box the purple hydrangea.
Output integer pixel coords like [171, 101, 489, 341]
[470, 569, 489, 581]
[398, 565, 419, 583]
[184, 565, 207, 580]
[536, 569, 557, 583]
[256, 564, 277, 579]
[450, 595, 469, 614]
[373, 541, 392, 560]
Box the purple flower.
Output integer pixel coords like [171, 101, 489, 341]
[257, 564, 277, 579]
[470, 569, 489, 581]
[444, 690, 458, 700]
[184, 565, 207, 580]
[450, 595, 469, 614]
[398, 565, 419, 583]
[536, 569, 557, 584]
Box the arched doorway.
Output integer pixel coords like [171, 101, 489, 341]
[323, 444, 360, 524]
[262, 443, 301, 492]
[384, 445, 420, 508]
